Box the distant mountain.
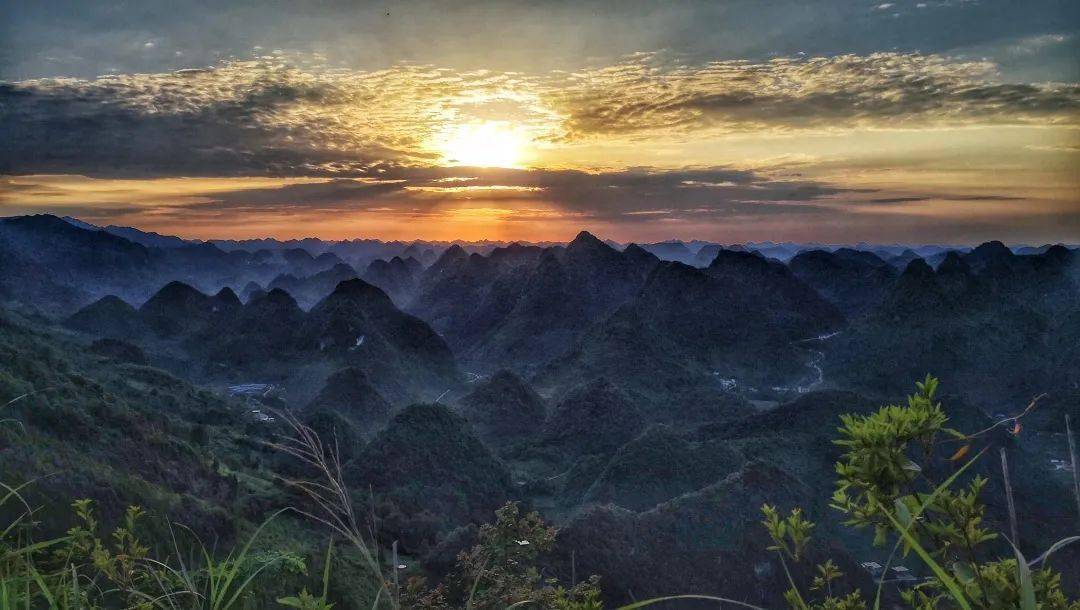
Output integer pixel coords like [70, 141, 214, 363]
[267, 263, 359, 309]
[824, 245, 1080, 410]
[362, 256, 422, 306]
[65, 278, 459, 404]
[140, 281, 241, 337]
[789, 248, 897, 317]
[0, 215, 155, 313]
[641, 240, 695, 264]
[61, 216, 101, 231]
[104, 224, 192, 249]
[690, 243, 723, 267]
[0, 215, 347, 315]
[408, 234, 657, 371]
[464, 232, 658, 370]
[540, 252, 843, 412]
[886, 248, 922, 269]
[65, 294, 148, 338]
[239, 281, 264, 302]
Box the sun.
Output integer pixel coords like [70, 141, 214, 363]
[437, 121, 529, 168]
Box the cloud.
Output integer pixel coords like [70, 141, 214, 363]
[1025, 143, 1080, 153]
[1, 52, 1077, 178]
[865, 194, 1024, 204]
[0, 166, 854, 226]
[181, 166, 853, 222]
[549, 52, 1080, 138]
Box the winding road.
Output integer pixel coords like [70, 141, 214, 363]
[794, 331, 842, 393]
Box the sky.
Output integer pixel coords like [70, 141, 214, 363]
[1, 0, 1078, 244]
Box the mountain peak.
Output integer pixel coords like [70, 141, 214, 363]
[972, 240, 1010, 256]
[429, 244, 468, 272]
[459, 370, 546, 445]
[444, 243, 467, 257]
[328, 277, 385, 300]
[623, 242, 659, 265]
[213, 286, 241, 307]
[569, 230, 604, 248]
[900, 257, 935, 278]
[144, 281, 206, 307]
[566, 230, 619, 261]
[257, 287, 300, 307]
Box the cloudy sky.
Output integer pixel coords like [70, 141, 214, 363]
[1, 0, 1078, 243]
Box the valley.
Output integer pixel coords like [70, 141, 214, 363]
[1, 214, 1078, 607]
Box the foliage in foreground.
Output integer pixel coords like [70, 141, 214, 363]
[2, 375, 1078, 609]
[762, 376, 1079, 610]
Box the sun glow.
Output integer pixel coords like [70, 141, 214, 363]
[437, 121, 530, 168]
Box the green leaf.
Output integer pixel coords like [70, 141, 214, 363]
[951, 561, 974, 584]
[894, 499, 912, 529]
[878, 500, 971, 610]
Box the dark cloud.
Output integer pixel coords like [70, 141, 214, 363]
[865, 194, 1024, 204]
[4, 166, 846, 224]
[2, 53, 1077, 178]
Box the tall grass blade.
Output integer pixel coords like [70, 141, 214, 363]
[878, 501, 971, 610]
[1067, 415, 1080, 525]
[1006, 537, 1036, 610]
[218, 508, 290, 610]
[1026, 535, 1080, 568]
[1000, 448, 1019, 547]
[871, 447, 986, 610]
[321, 537, 334, 601]
[615, 595, 767, 609]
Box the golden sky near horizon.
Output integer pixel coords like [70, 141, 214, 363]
[1, 2, 1079, 244]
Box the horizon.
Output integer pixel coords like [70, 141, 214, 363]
[2, 1, 1079, 243]
[9, 212, 1078, 250]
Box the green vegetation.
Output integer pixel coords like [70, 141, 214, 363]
[762, 376, 1079, 609]
[3, 310, 1076, 610]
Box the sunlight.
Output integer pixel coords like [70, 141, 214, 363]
[436, 121, 529, 168]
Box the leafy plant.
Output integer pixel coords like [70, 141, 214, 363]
[764, 376, 1079, 610]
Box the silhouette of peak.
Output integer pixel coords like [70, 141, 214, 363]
[262, 287, 296, 302]
[430, 244, 468, 270]
[444, 244, 467, 257]
[146, 281, 205, 304]
[329, 277, 383, 299]
[568, 230, 605, 248]
[622, 242, 659, 264]
[5, 214, 72, 231]
[900, 257, 935, 279]
[91, 294, 135, 311]
[283, 247, 315, 262]
[709, 248, 771, 271]
[566, 230, 620, 264]
[1044, 244, 1071, 261]
[937, 251, 971, 275]
[213, 286, 241, 306]
[972, 240, 1010, 256]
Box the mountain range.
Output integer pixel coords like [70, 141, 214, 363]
[2, 213, 1078, 605]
